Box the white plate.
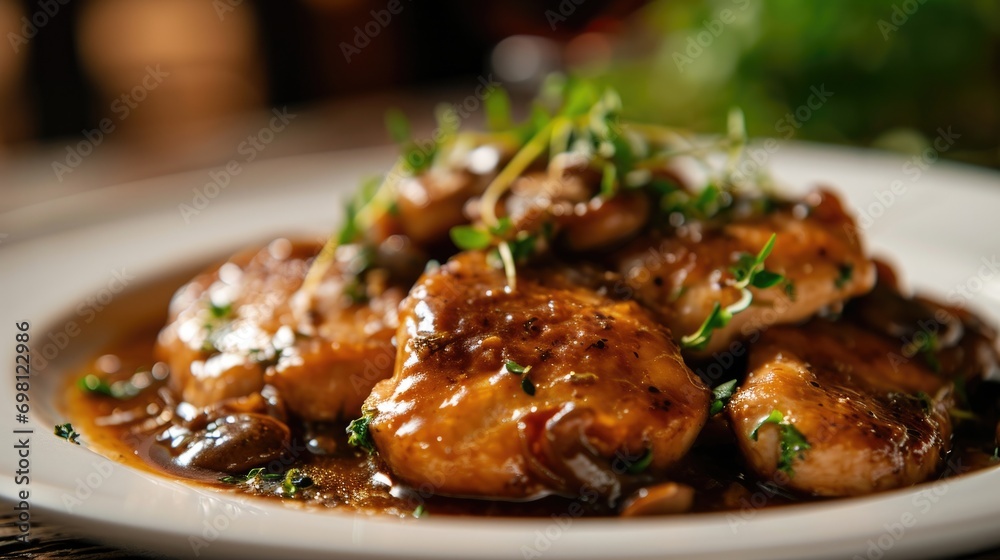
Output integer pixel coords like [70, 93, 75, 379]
[2, 143, 1000, 560]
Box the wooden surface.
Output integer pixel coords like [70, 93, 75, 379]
[0, 505, 163, 559]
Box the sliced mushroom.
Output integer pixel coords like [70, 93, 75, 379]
[619, 482, 695, 517]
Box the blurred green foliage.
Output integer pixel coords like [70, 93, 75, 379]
[597, 0, 1000, 167]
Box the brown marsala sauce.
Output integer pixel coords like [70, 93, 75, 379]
[63, 322, 1000, 518]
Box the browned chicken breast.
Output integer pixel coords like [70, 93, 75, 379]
[364, 251, 711, 502]
[615, 189, 875, 354]
[156, 239, 405, 421]
[727, 321, 953, 496]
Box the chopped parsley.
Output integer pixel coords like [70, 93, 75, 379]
[220, 468, 313, 497]
[916, 333, 942, 373]
[749, 409, 811, 476]
[208, 300, 232, 319]
[626, 447, 654, 474]
[412, 504, 428, 518]
[78, 370, 150, 400]
[54, 423, 81, 444]
[783, 281, 797, 301]
[914, 391, 934, 414]
[281, 468, 313, 496]
[834, 263, 854, 289]
[346, 412, 376, 454]
[682, 234, 784, 350]
[709, 379, 738, 415]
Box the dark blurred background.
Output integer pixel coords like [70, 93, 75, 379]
[1, 0, 998, 204]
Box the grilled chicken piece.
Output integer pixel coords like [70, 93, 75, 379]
[396, 168, 493, 250]
[364, 251, 711, 502]
[502, 156, 652, 253]
[614, 189, 875, 354]
[727, 321, 953, 496]
[156, 239, 405, 421]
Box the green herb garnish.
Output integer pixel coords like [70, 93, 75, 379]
[282, 468, 314, 496]
[784, 281, 797, 301]
[505, 360, 529, 374]
[484, 87, 513, 132]
[220, 468, 312, 497]
[916, 333, 941, 373]
[834, 263, 854, 289]
[412, 504, 428, 518]
[219, 467, 273, 484]
[521, 376, 536, 396]
[710, 379, 738, 415]
[730, 234, 783, 290]
[915, 391, 933, 414]
[749, 409, 811, 476]
[450, 225, 493, 250]
[682, 234, 783, 350]
[385, 109, 436, 174]
[78, 372, 147, 400]
[208, 301, 232, 319]
[346, 412, 376, 454]
[506, 360, 535, 395]
[54, 423, 81, 444]
[626, 447, 654, 474]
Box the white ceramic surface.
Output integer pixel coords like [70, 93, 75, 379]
[2, 143, 999, 560]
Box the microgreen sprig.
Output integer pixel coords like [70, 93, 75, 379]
[750, 409, 811, 476]
[710, 379, 738, 415]
[682, 233, 784, 350]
